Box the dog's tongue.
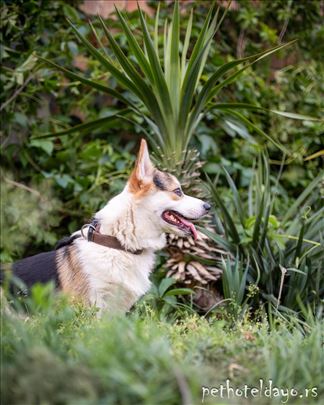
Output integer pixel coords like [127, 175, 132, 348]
[179, 217, 198, 240]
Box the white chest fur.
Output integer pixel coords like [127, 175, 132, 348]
[75, 238, 156, 314]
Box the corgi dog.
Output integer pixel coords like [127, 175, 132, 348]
[6, 139, 211, 314]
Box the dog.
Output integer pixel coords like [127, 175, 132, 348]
[4, 139, 211, 314]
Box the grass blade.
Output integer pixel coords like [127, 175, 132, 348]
[154, 1, 160, 54]
[283, 173, 323, 223]
[98, 16, 170, 141]
[38, 56, 135, 108]
[114, 7, 154, 83]
[206, 175, 241, 244]
[188, 41, 297, 136]
[181, 8, 193, 83]
[213, 103, 323, 122]
[181, 3, 214, 89]
[179, 4, 216, 134]
[209, 41, 297, 102]
[293, 220, 306, 262]
[197, 226, 234, 252]
[220, 109, 289, 153]
[252, 192, 265, 247]
[33, 110, 129, 139]
[138, 6, 173, 120]
[179, 40, 212, 137]
[222, 166, 245, 226]
[67, 19, 150, 103]
[98, 17, 158, 106]
[168, 0, 180, 115]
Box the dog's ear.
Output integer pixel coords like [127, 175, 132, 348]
[129, 139, 154, 192]
[136, 138, 154, 181]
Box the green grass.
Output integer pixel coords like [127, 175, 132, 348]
[2, 286, 323, 405]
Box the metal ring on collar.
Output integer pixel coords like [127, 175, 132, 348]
[81, 224, 96, 240]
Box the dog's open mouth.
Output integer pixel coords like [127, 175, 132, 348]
[162, 210, 198, 240]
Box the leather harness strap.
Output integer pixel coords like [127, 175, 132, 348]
[81, 223, 143, 255]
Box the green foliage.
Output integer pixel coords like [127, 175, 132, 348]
[221, 255, 249, 307]
[141, 276, 193, 320]
[203, 157, 323, 318]
[1, 0, 323, 258]
[1, 3, 323, 402]
[1, 0, 136, 259]
[2, 288, 324, 404]
[41, 0, 305, 167]
[0, 174, 61, 261]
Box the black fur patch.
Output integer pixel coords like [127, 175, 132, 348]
[12, 251, 60, 289]
[153, 173, 166, 190]
[1, 235, 82, 295]
[55, 234, 80, 250]
[0, 251, 60, 295]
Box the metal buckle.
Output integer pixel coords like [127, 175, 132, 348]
[81, 224, 96, 241]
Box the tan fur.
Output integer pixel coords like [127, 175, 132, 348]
[128, 176, 154, 197]
[128, 139, 155, 195]
[169, 193, 181, 201]
[56, 245, 90, 304]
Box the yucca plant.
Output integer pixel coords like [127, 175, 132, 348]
[39, 1, 297, 154]
[203, 157, 324, 318]
[38, 1, 301, 309]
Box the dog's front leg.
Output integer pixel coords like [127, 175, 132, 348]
[91, 285, 137, 316]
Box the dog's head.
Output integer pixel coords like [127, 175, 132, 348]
[127, 139, 211, 240]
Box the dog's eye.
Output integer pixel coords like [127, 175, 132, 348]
[173, 188, 182, 197]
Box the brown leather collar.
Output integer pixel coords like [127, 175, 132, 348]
[81, 224, 143, 255]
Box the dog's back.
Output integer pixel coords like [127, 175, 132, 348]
[1, 251, 59, 293]
[12, 251, 59, 287]
[0, 235, 80, 293]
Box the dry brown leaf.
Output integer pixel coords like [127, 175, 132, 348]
[187, 264, 207, 283]
[191, 261, 215, 280]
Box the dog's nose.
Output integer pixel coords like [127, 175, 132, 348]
[203, 202, 211, 211]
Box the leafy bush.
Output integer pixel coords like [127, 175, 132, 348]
[203, 156, 323, 318]
[1, 3, 323, 404]
[1, 0, 136, 260]
[1, 0, 323, 257]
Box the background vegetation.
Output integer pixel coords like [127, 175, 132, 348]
[1, 0, 323, 404]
